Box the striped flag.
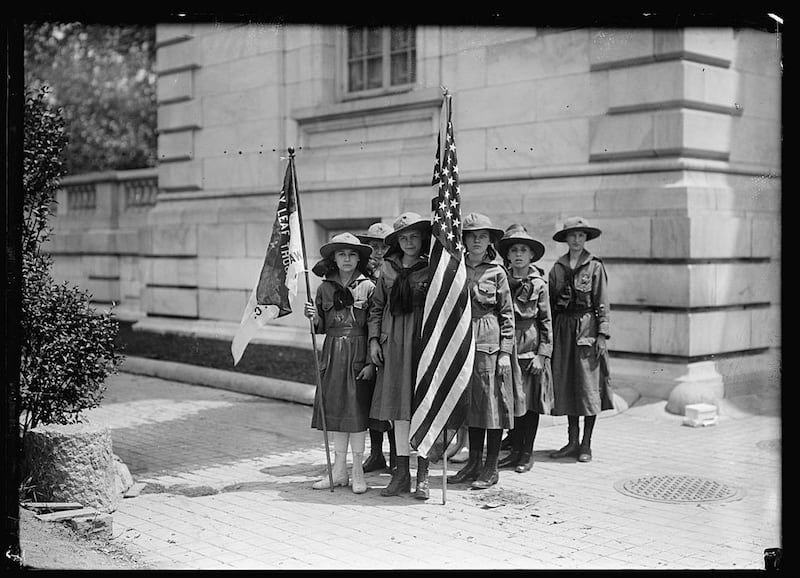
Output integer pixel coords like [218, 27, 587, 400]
[231, 158, 304, 365]
[410, 93, 475, 460]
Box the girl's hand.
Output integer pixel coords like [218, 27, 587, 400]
[370, 338, 384, 367]
[528, 354, 543, 375]
[497, 351, 511, 371]
[357, 364, 375, 381]
[303, 302, 319, 324]
[595, 334, 607, 361]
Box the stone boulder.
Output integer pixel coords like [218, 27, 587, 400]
[22, 422, 125, 513]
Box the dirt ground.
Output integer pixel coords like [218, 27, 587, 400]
[16, 506, 145, 570]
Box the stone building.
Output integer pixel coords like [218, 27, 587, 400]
[49, 24, 781, 410]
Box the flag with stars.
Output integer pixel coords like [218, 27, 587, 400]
[410, 92, 475, 461]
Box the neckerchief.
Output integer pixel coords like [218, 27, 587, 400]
[389, 259, 427, 315]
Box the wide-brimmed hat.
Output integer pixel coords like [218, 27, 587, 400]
[384, 212, 432, 247]
[319, 232, 373, 261]
[497, 223, 545, 262]
[461, 212, 504, 243]
[552, 216, 602, 242]
[355, 222, 394, 243]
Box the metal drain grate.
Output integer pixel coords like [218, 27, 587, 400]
[614, 474, 744, 504]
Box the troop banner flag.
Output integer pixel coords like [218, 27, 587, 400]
[231, 159, 304, 365]
[410, 92, 475, 460]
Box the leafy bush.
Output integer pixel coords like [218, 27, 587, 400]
[19, 87, 124, 439]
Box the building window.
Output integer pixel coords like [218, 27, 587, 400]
[346, 26, 416, 95]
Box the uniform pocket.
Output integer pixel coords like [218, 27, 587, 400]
[475, 282, 497, 306]
[476, 343, 500, 355]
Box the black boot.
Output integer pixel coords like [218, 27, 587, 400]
[578, 415, 596, 462]
[515, 412, 538, 473]
[448, 427, 484, 483]
[500, 429, 514, 451]
[363, 429, 387, 472]
[471, 429, 501, 489]
[387, 428, 397, 474]
[498, 424, 523, 469]
[550, 416, 580, 459]
[414, 457, 430, 500]
[380, 455, 410, 496]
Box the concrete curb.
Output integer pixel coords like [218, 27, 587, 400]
[119, 357, 643, 430]
[120, 356, 316, 406]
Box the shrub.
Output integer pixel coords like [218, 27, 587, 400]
[19, 87, 124, 440]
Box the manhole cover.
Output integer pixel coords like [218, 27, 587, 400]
[756, 439, 780, 452]
[614, 474, 744, 504]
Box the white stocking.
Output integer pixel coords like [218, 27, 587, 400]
[394, 420, 410, 456]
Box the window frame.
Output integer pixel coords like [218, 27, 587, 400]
[338, 26, 417, 101]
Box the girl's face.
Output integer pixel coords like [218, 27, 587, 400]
[334, 249, 360, 274]
[368, 240, 389, 261]
[398, 229, 423, 258]
[565, 231, 587, 252]
[507, 243, 534, 270]
[465, 230, 491, 258]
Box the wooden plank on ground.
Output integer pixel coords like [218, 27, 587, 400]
[35, 507, 100, 522]
[124, 482, 147, 498]
[22, 502, 84, 512]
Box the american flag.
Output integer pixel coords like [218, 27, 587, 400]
[410, 93, 475, 460]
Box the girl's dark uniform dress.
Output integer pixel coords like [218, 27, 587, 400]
[548, 249, 614, 416]
[311, 273, 376, 432]
[465, 254, 516, 429]
[367, 253, 429, 422]
[508, 263, 554, 416]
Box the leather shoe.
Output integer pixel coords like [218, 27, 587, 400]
[470, 468, 499, 490]
[577, 447, 592, 462]
[549, 442, 579, 459]
[514, 453, 533, 473]
[497, 451, 520, 469]
[362, 452, 387, 473]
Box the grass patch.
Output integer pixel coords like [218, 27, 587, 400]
[115, 320, 318, 385]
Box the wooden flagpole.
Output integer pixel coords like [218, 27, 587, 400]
[439, 88, 450, 506]
[289, 147, 335, 491]
[441, 428, 447, 505]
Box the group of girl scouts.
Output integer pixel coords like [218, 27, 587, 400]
[303, 211, 612, 500]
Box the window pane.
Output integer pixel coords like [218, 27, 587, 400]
[347, 28, 364, 58]
[366, 28, 382, 56]
[348, 61, 364, 92]
[391, 27, 412, 50]
[391, 53, 407, 85]
[366, 57, 382, 89]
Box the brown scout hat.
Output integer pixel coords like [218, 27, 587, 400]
[461, 212, 504, 243]
[552, 216, 602, 242]
[497, 223, 545, 262]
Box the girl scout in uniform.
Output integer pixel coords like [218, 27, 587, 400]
[304, 233, 376, 494]
[368, 212, 431, 498]
[548, 216, 614, 463]
[448, 213, 515, 489]
[496, 224, 553, 473]
[355, 222, 397, 475]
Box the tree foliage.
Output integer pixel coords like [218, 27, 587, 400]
[20, 87, 124, 439]
[23, 22, 157, 174]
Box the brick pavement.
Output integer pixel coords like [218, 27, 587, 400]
[81, 370, 781, 570]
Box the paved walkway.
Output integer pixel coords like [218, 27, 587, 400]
[79, 363, 781, 571]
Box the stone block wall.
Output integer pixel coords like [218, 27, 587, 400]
[47, 24, 779, 405]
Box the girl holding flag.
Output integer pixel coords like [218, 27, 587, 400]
[304, 232, 377, 494]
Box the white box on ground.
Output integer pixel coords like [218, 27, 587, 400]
[683, 403, 718, 427]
